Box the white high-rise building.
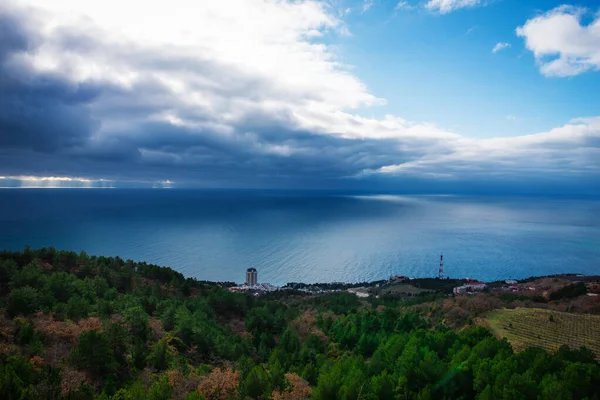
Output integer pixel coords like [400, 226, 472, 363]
[246, 268, 258, 286]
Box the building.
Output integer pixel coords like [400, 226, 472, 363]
[453, 286, 468, 295]
[453, 281, 488, 295]
[465, 281, 487, 290]
[246, 268, 258, 287]
[228, 282, 280, 295]
[390, 275, 409, 283]
[505, 279, 518, 285]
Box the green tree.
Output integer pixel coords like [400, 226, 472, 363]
[147, 340, 172, 371]
[161, 304, 177, 331]
[147, 374, 172, 400]
[369, 372, 395, 400]
[241, 365, 272, 399]
[0, 355, 35, 400]
[65, 295, 91, 320]
[110, 380, 146, 400]
[539, 374, 571, 400]
[131, 339, 149, 370]
[0, 259, 17, 294]
[9, 263, 45, 290]
[7, 286, 40, 317]
[124, 306, 151, 342]
[71, 330, 115, 378]
[45, 272, 75, 303]
[105, 322, 129, 365]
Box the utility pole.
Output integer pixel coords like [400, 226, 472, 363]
[438, 253, 444, 279]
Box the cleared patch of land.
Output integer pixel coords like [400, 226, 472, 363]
[370, 283, 432, 296]
[483, 308, 600, 359]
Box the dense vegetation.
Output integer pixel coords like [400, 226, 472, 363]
[0, 248, 599, 399]
[548, 282, 588, 301]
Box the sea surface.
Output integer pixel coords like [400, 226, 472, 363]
[0, 189, 599, 285]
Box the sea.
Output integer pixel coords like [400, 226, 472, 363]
[0, 189, 599, 285]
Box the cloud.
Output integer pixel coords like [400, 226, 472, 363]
[0, 175, 117, 188]
[0, 0, 598, 194]
[394, 1, 414, 11]
[516, 5, 600, 77]
[369, 117, 600, 182]
[0, 11, 102, 153]
[492, 42, 511, 53]
[425, 0, 480, 14]
[362, 0, 374, 12]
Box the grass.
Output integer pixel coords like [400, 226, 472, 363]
[483, 308, 600, 359]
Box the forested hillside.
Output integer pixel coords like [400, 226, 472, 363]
[0, 248, 598, 399]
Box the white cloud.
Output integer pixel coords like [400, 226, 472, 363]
[492, 42, 511, 53]
[425, 0, 480, 14]
[371, 117, 600, 178]
[394, 1, 413, 11]
[516, 5, 600, 77]
[4, 0, 380, 124]
[362, 0, 374, 12]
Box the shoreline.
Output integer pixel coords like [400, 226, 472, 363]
[5, 246, 598, 289]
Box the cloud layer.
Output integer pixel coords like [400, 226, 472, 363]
[0, 0, 599, 193]
[517, 5, 600, 77]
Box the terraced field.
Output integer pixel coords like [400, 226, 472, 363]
[484, 308, 600, 359]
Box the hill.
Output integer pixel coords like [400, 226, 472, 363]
[0, 247, 599, 399]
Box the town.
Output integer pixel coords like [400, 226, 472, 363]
[228, 254, 599, 301]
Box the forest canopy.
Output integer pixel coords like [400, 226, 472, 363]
[0, 247, 598, 399]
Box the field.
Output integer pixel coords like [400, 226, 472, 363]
[483, 308, 600, 359]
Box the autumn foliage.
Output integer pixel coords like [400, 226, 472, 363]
[197, 367, 240, 400]
[272, 373, 311, 400]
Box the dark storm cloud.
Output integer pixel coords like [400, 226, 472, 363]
[0, 12, 29, 62]
[81, 119, 407, 183]
[0, 13, 103, 153]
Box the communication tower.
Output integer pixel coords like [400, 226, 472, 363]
[438, 254, 444, 279]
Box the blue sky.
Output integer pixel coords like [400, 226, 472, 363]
[0, 0, 599, 193]
[334, 0, 600, 137]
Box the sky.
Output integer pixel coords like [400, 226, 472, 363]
[0, 0, 599, 193]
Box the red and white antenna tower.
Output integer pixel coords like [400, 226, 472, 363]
[438, 253, 444, 279]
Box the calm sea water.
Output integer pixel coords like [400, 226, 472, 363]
[0, 189, 599, 284]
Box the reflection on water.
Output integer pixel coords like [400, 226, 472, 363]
[0, 190, 599, 284]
